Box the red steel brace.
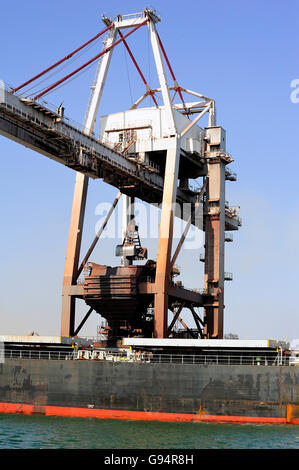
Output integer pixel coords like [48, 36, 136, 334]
[34, 19, 149, 100]
[156, 32, 187, 111]
[10, 24, 114, 95]
[118, 30, 158, 107]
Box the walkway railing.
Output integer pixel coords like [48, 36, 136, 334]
[2, 348, 290, 366]
[3, 349, 75, 361]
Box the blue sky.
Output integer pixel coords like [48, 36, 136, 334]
[0, 0, 298, 341]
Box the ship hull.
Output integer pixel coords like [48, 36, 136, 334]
[0, 359, 298, 424]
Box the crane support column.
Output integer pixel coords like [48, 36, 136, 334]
[203, 126, 229, 338]
[61, 26, 117, 337]
[148, 18, 179, 338]
[154, 141, 180, 338]
[61, 173, 89, 336]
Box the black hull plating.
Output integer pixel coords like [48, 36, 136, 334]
[0, 359, 298, 420]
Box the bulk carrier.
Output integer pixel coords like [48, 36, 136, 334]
[0, 8, 298, 425]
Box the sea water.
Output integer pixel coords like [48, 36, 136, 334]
[0, 414, 298, 449]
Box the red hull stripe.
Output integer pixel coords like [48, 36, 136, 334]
[0, 402, 298, 424]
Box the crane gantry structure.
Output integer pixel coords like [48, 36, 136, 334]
[0, 8, 241, 341]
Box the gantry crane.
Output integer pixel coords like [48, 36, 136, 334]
[0, 8, 241, 341]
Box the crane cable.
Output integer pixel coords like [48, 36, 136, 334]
[10, 24, 114, 95]
[118, 29, 158, 107]
[123, 43, 134, 106]
[32, 55, 104, 99]
[33, 19, 149, 100]
[147, 28, 151, 107]
[21, 35, 107, 98]
[156, 32, 188, 114]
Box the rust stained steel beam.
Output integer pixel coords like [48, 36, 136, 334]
[189, 305, 204, 338]
[76, 191, 122, 280]
[138, 283, 204, 305]
[168, 285, 203, 304]
[117, 30, 158, 107]
[61, 296, 76, 337]
[190, 305, 204, 327]
[154, 145, 181, 338]
[167, 303, 185, 336]
[203, 153, 226, 339]
[170, 180, 207, 271]
[169, 307, 197, 339]
[63, 173, 89, 285]
[73, 307, 93, 336]
[34, 19, 149, 100]
[61, 172, 89, 337]
[148, 19, 179, 339]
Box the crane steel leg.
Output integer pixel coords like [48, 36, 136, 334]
[154, 143, 180, 338]
[60, 26, 117, 337]
[203, 156, 226, 338]
[149, 22, 179, 338]
[61, 172, 89, 336]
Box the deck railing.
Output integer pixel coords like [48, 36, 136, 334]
[1, 348, 290, 366]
